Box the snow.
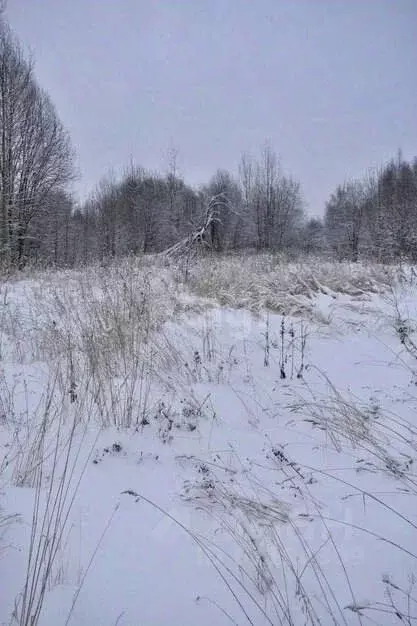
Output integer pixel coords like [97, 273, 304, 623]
[1, 259, 416, 625]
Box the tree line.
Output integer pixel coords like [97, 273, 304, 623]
[1, 15, 416, 268]
[325, 155, 417, 262]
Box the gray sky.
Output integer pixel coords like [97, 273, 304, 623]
[6, 0, 417, 215]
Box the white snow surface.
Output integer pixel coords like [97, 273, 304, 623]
[1, 261, 416, 625]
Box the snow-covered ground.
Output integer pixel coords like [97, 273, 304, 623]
[1, 257, 416, 625]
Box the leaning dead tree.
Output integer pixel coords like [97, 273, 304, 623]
[162, 193, 233, 260]
[161, 193, 234, 279]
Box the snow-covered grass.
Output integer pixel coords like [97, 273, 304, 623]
[0, 254, 417, 625]
[184, 253, 397, 314]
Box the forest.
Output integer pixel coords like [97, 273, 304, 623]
[1, 15, 416, 268]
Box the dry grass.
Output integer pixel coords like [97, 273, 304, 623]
[0, 254, 415, 625]
[183, 254, 396, 315]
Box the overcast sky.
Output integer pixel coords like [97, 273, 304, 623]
[5, 0, 417, 215]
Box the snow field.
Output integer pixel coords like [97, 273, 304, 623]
[0, 256, 416, 625]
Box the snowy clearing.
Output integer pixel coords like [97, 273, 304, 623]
[1, 256, 417, 626]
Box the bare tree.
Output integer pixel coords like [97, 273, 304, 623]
[325, 181, 367, 261]
[162, 193, 232, 264]
[239, 146, 304, 251]
[0, 21, 74, 265]
[203, 170, 242, 251]
[165, 146, 181, 231]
